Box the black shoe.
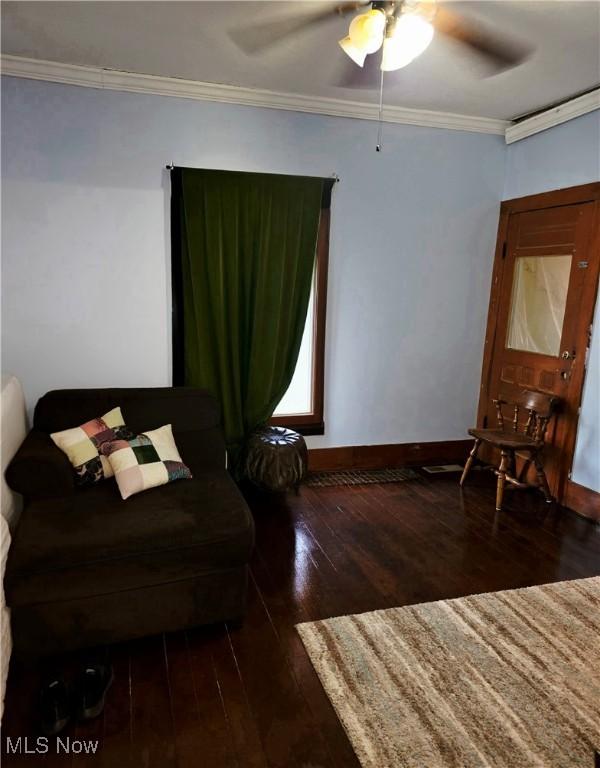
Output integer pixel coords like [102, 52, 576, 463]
[40, 677, 71, 736]
[74, 663, 114, 721]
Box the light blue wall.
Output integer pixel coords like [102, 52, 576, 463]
[504, 110, 600, 492]
[1, 76, 506, 449]
[504, 110, 600, 198]
[2, 76, 598, 486]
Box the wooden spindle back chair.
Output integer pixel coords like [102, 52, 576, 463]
[460, 389, 559, 511]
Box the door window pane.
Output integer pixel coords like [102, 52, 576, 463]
[506, 255, 571, 356]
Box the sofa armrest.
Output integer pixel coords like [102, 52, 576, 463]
[5, 430, 74, 500]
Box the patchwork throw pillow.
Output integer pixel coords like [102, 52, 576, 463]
[50, 407, 132, 486]
[104, 424, 192, 500]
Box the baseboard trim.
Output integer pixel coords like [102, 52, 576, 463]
[308, 440, 471, 472]
[563, 481, 600, 523]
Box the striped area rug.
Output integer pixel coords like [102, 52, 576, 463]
[297, 578, 600, 768]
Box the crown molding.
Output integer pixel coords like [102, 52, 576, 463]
[2, 55, 597, 143]
[1, 54, 508, 136]
[505, 88, 600, 144]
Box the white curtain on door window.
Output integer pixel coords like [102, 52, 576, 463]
[507, 255, 571, 356]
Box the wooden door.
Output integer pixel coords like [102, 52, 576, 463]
[478, 184, 600, 503]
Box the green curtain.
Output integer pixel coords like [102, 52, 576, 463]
[171, 168, 324, 468]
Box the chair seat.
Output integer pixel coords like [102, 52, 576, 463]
[468, 428, 540, 450]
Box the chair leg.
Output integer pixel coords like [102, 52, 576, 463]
[496, 450, 510, 511]
[460, 439, 481, 487]
[534, 455, 553, 503]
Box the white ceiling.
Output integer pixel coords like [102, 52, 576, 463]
[2, 1, 599, 121]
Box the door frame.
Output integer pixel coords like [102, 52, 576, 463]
[477, 182, 600, 505]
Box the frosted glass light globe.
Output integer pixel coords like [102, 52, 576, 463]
[339, 36, 368, 67]
[381, 13, 434, 72]
[348, 10, 386, 55]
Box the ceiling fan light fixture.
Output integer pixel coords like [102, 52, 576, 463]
[338, 35, 368, 67]
[380, 13, 434, 72]
[339, 8, 386, 65]
[381, 35, 414, 72]
[348, 9, 386, 53]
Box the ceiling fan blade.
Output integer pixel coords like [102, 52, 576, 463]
[336, 50, 382, 89]
[228, 2, 367, 55]
[432, 6, 532, 72]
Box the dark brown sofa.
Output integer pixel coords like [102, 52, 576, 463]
[5, 387, 254, 659]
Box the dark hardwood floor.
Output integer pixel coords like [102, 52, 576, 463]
[3, 470, 600, 767]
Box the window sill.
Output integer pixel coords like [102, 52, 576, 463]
[269, 417, 324, 436]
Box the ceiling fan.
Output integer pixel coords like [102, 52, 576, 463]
[229, 1, 530, 85]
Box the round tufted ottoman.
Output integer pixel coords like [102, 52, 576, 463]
[244, 426, 308, 493]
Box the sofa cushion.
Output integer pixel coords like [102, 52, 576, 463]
[6, 430, 75, 500]
[34, 388, 220, 437]
[7, 388, 227, 502]
[5, 469, 254, 607]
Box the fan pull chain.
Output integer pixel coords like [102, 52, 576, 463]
[376, 67, 385, 152]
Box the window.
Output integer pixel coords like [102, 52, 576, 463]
[506, 254, 571, 356]
[271, 207, 330, 435]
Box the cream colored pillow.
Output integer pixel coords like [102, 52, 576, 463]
[104, 424, 192, 500]
[50, 407, 131, 486]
